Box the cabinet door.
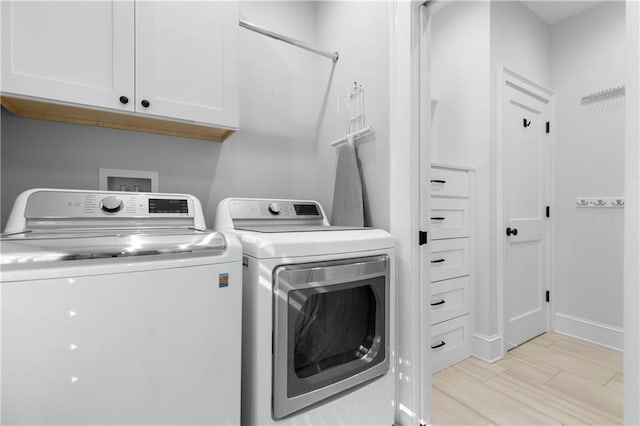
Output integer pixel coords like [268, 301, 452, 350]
[135, 1, 239, 128]
[1, 1, 134, 111]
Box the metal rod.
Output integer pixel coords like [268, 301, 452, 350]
[239, 20, 339, 63]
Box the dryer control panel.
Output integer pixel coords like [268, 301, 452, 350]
[229, 199, 323, 220]
[216, 198, 330, 230]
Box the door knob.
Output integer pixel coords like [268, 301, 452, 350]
[506, 227, 518, 236]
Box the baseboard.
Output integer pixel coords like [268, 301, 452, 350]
[553, 312, 623, 351]
[472, 332, 503, 362]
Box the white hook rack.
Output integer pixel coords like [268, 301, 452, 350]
[581, 85, 625, 105]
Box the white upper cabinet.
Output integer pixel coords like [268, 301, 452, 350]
[1, 1, 239, 133]
[1, 1, 135, 112]
[135, 2, 238, 127]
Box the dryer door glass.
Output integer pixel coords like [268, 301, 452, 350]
[272, 255, 390, 420]
[292, 284, 376, 379]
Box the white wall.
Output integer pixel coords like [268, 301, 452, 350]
[491, 2, 551, 88]
[1, 2, 325, 229]
[315, 1, 390, 230]
[1, 1, 391, 232]
[551, 1, 625, 348]
[430, 1, 492, 340]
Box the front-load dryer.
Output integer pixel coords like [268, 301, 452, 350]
[215, 198, 395, 426]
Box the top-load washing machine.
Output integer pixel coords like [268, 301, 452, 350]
[1, 188, 242, 425]
[215, 198, 395, 426]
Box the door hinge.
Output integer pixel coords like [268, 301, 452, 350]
[546, 290, 550, 303]
[419, 231, 428, 246]
[546, 205, 550, 218]
[546, 121, 550, 133]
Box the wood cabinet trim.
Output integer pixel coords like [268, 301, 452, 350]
[1, 96, 235, 142]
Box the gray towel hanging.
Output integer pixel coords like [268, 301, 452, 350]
[331, 141, 364, 227]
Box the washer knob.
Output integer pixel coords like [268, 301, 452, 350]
[101, 196, 124, 213]
[267, 203, 282, 215]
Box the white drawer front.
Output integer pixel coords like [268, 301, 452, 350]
[430, 238, 470, 282]
[430, 198, 470, 240]
[430, 167, 469, 198]
[430, 276, 470, 325]
[430, 314, 471, 373]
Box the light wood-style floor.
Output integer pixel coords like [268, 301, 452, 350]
[431, 332, 623, 425]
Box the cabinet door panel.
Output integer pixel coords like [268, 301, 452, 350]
[1, 1, 134, 111]
[135, 1, 239, 128]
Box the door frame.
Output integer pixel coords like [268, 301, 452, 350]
[496, 65, 555, 355]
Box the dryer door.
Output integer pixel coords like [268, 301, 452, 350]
[272, 255, 390, 419]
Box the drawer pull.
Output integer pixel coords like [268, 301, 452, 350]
[431, 217, 446, 221]
[431, 179, 447, 184]
[431, 341, 446, 349]
[431, 258, 446, 264]
[431, 299, 446, 306]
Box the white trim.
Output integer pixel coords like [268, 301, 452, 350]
[472, 333, 503, 363]
[389, 1, 426, 425]
[554, 313, 623, 351]
[430, 162, 476, 172]
[496, 65, 554, 354]
[625, 2, 640, 424]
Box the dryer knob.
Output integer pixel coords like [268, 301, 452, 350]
[267, 203, 282, 215]
[101, 196, 124, 213]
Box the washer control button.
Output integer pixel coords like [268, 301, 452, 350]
[101, 196, 124, 213]
[267, 203, 282, 215]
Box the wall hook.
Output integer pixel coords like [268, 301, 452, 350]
[523, 118, 531, 128]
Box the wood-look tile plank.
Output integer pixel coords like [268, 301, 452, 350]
[606, 377, 623, 395]
[486, 370, 620, 425]
[431, 333, 623, 426]
[496, 353, 560, 384]
[433, 369, 561, 425]
[529, 332, 564, 347]
[612, 371, 623, 383]
[431, 388, 492, 426]
[546, 371, 623, 420]
[548, 335, 623, 371]
[509, 339, 618, 385]
[449, 357, 505, 383]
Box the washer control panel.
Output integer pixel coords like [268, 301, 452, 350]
[100, 196, 124, 213]
[24, 191, 194, 218]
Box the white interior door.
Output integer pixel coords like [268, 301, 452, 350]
[503, 78, 551, 350]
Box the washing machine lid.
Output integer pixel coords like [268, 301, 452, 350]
[235, 228, 394, 259]
[0, 229, 227, 266]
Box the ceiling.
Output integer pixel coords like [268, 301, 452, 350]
[521, 1, 604, 25]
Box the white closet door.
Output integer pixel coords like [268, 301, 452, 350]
[503, 82, 551, 349]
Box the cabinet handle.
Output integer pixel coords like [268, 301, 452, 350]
[431, 341, 446, 349]
[431, 258, 446, 264]
[431, 217, 446, 221]
[119, 96, 129, 105]
[141, 99, 151, 108]
[506, 227, 518, 237]
[431, 179, 446, 184]
[431, 299, 446, 306]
